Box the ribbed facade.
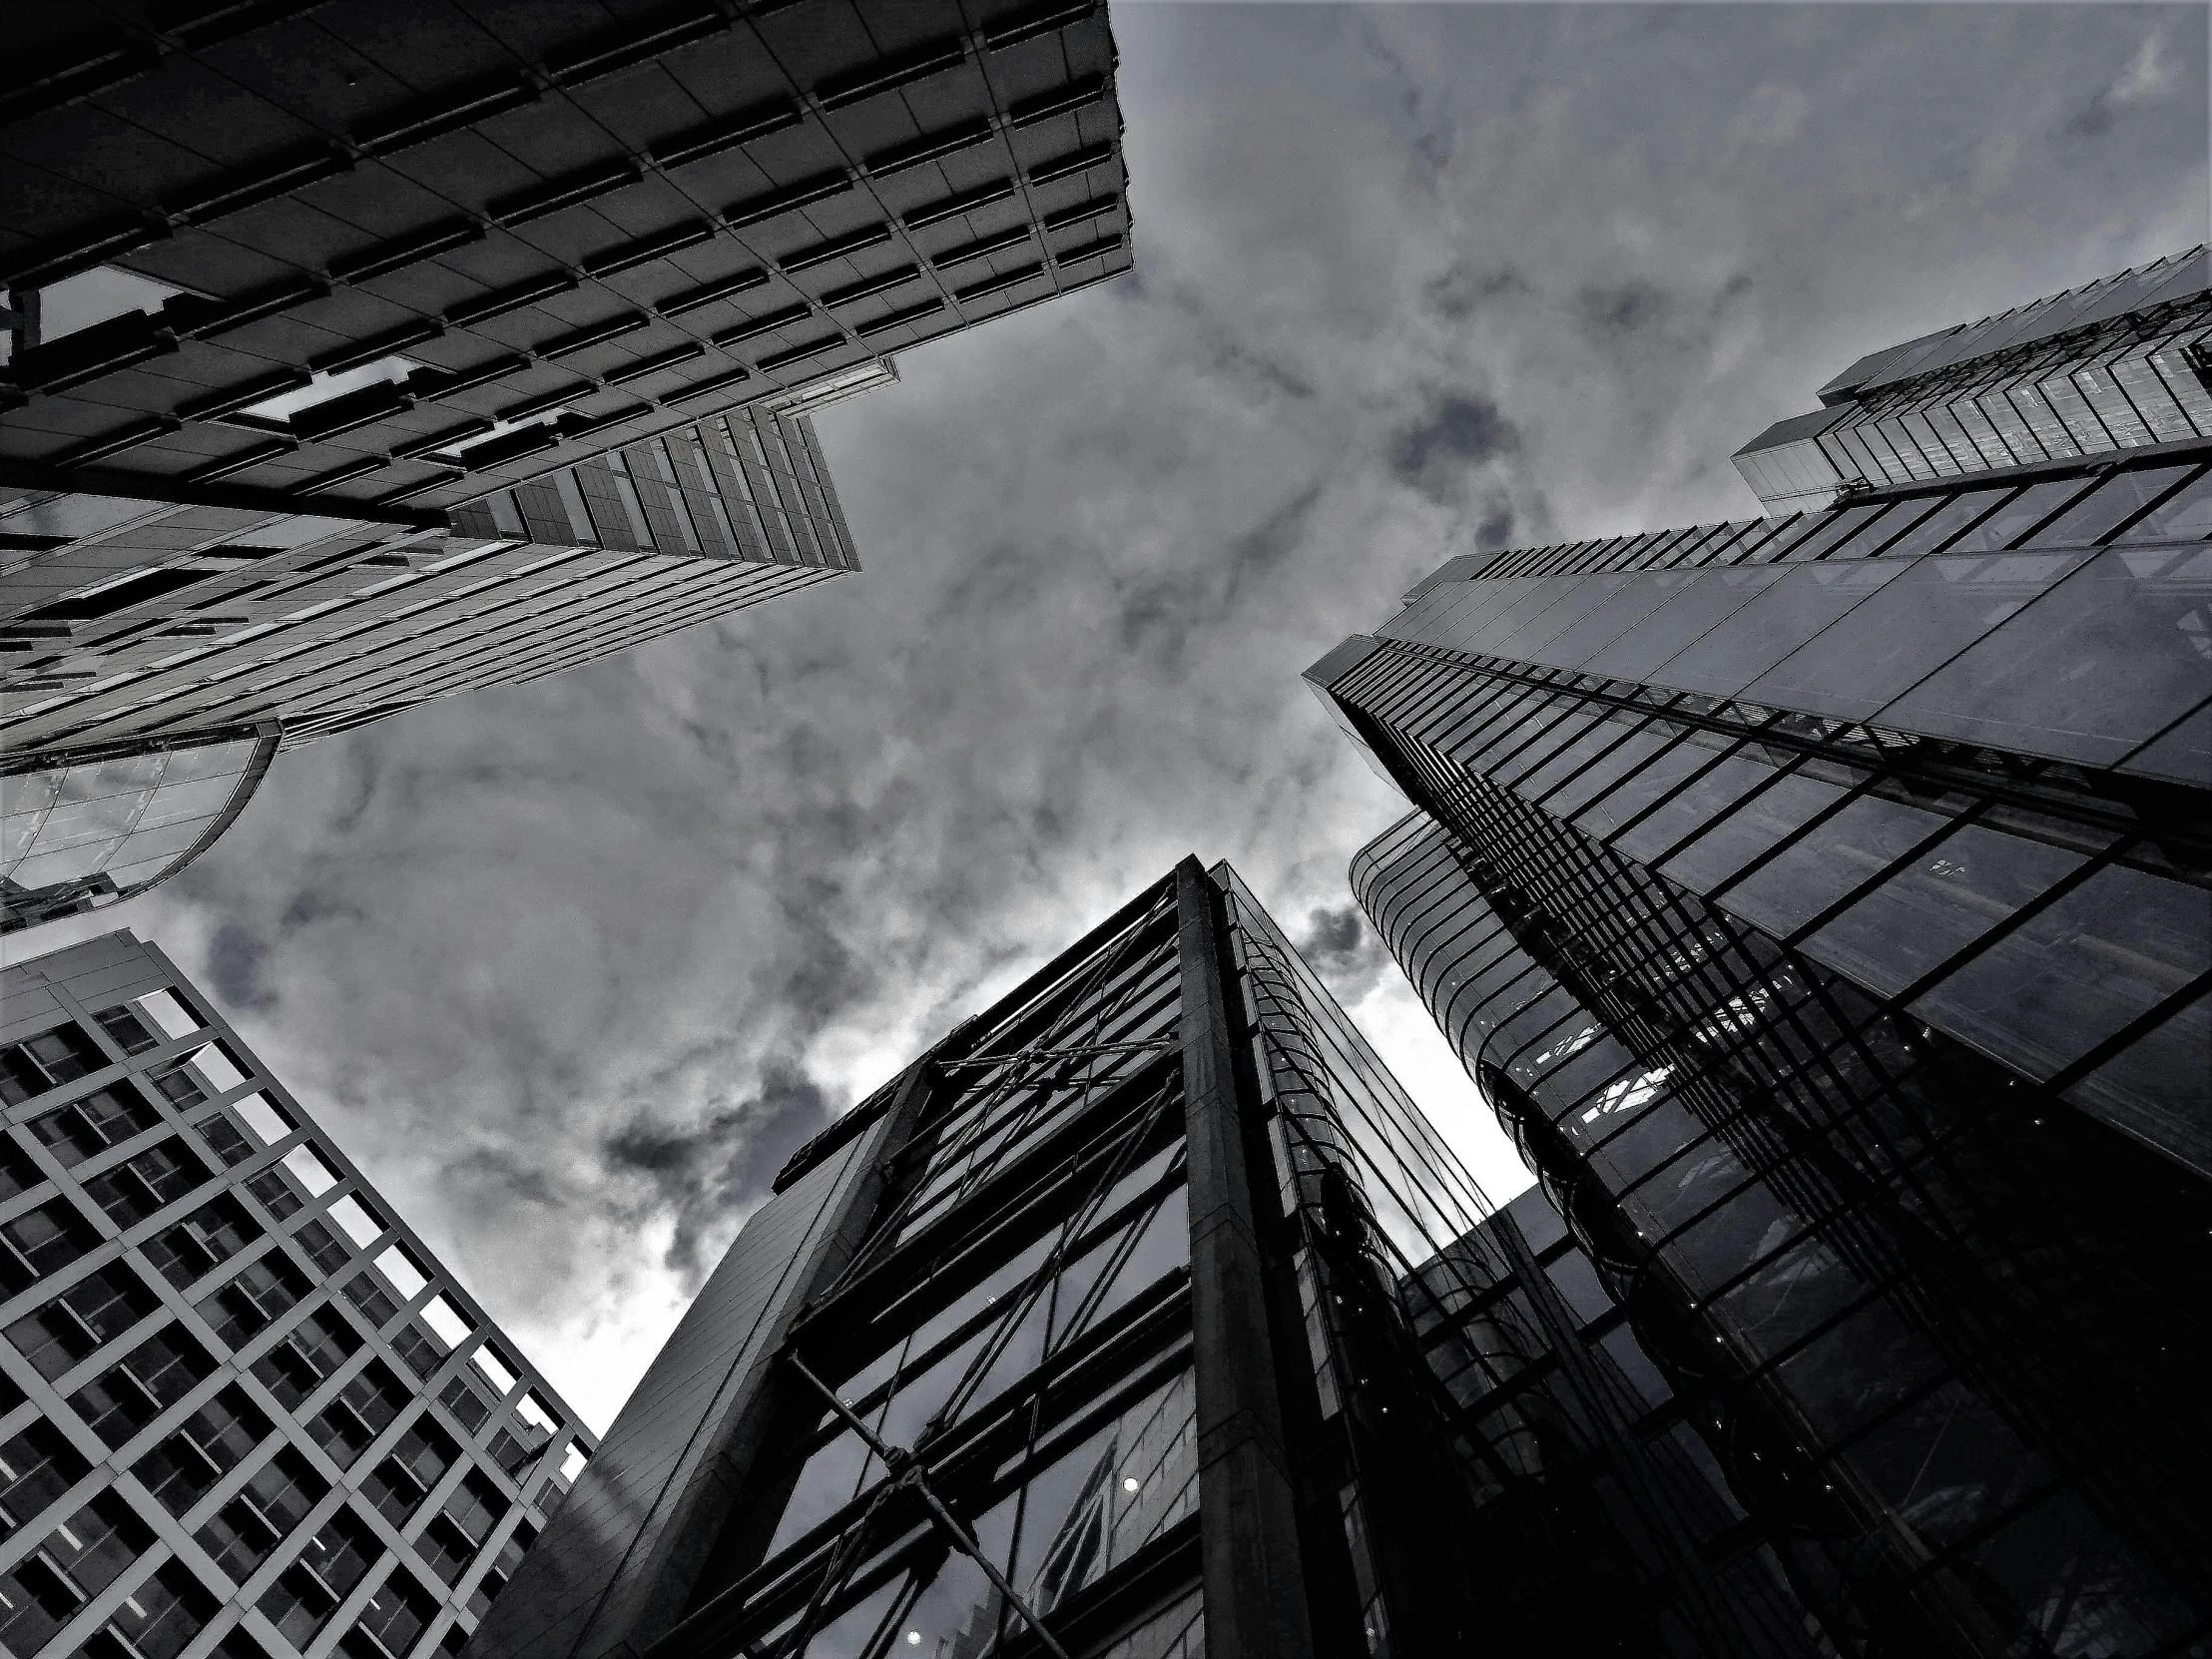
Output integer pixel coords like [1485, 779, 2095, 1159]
[0, 931, 594, 1659]
[1310, 263, 2212, 1656]
[1734, 248, 2211, 513]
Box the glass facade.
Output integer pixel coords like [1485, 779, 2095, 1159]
[480, 861, 1856, 1659]
[1734, 248, 2211, 512]
[3, 730, 277, 934]
[0, 932, 594, 1659]
[1312, 262, 2212, 1657]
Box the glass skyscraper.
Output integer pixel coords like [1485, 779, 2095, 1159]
[3, 0, 1133, 929]
[0, 929, 593, 1659]
[1308, 256, 2212, 1655]
[470, 858, 1851, 1659]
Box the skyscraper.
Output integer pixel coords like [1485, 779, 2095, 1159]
[1732, 247, 2208, 513]
[3, 0, 1134, 929]
[468, 857, 1841, 1659]
[1309, 258, 2212, 1654]
[0, 929, 593, 1659]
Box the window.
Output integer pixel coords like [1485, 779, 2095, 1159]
[98, 1559, 215, 1659]
[70, 1326, 216, 1447]
[85, 1136, 214, 1229]
[91, 1005, 159, 1056]
[341, 1272, 398, 1331]
[196, 1446, 325, 1581]
[198, 1251, 311, 1349]
[0, 1421, 90, 1540]
[466, 1520, 534, 1619]
[0, 1135, 38, 1202]
[294, 1218, 351, 1277]
[132, 1384, 270, 1516]
[389, 1323, 441, 1381]
[348, 1566, 439, 1658]
[259, 1504, 379, 1648]
[5, 1262, 157, 1380]
[360, 1419, 457, 1525]
[195, 1114, 255, 1167]
[0, 1201, 97, 1296]
[142, 1194, 263, 1289]
[29, 1083, 162, 1166]
[251, 1307, 361, 1409]
[312, 1359, 410, 1467]
[440, 1374, 491, 1432]
[247, 1168, 302, 1220]
[0, 1023, 103, 1104]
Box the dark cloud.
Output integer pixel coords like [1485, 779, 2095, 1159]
[205, 922, 276, 1011]
[1389, 393, 1520, 501]
[1297, 903, 1386, 1002]
[27, 3, 2202, 1430]
[604, 1061, 833, 1289]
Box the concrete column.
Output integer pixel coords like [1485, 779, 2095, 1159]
[1175, 856, 1318, 1659]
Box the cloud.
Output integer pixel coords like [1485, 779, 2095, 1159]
[2068, 29, 2181, 139]
[23, 2, 2204, 1432]
[604, 1061, 833, 1289]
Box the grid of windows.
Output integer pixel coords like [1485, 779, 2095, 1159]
[1327, 687, 2211, 1652]
[0, 932, 594, 1659]
[1734, 249, 2212, 511]
[0, 0, 1131, 515]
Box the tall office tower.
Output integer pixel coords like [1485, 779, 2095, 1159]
[2, 0, 1133, 929]
[1, 930, 594, 1659]
[1733, 247, 2210, 513]
[468, 857, 1840, 1659]
[1307, 262, 2212, 1655]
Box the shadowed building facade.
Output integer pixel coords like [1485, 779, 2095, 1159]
[3, 0, 1133, 928]
[1309, 262, 2212, 1655]
[0, 930, 594, 1659]
[467, 859, 1840, 1659]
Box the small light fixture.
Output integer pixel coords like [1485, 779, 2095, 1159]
[907, 1634, 922, 1647]
[1123, 1476, 1140, 1493]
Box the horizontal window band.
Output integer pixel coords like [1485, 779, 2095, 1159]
[821, 267, 921, 308]
[417, 354, 535, 399]
[495, 383, 598, 423]
[295, 456, 392, 494]
[784, 226, 893, 273]
[931, 227, 1031, 269]
[651, 101, 806, 170]
[1010, 74, 1107, 128]
[492, 163, 643, 229]
[1051, 234, 1126, 268]
[186, 439, 298, 484]
[984, 0, 1098, 48]
[864, 119, 993, 179]
[329, 221, 482, 283]
[539, 314, 652, 358]
[725, 172, 852, 230]
[1027, 141, 1116, 187]
[665, 367, 755, 403]
[1041, 195, 1120, 234]
[755, 336, 848, 373]
[661, 269, 772, 316]
[444, 275, 582, 328]
[814, 36, 967, 110]
[606, 343, 708, 384]
[902, 179, 1016, 232]
[954, 263, 1047, 303]
[583, 222, 716, 278]
[391, 422, 494, 460]
[315, 324, 444, 376]
[49, 417, 184, 470]
[855, 298, 946, 339]
[713, 304, 814, 347]
[178, 370, 314, 422]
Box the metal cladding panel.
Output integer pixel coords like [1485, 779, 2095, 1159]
[465, 1118, 891, 1659]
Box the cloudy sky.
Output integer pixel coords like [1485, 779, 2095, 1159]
[16, 2, 2208, 1432]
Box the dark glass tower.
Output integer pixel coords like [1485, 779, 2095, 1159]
[3, 0, 1133, 927]
[1309, 260, 2212, 1655]
[469, 858, 1845, 1659]
[1, 929, 593, 1659]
